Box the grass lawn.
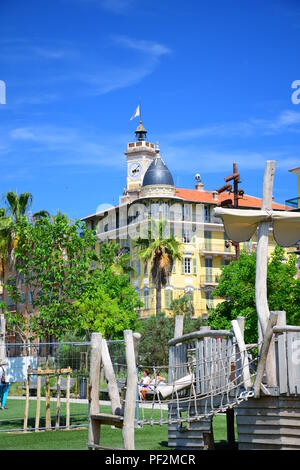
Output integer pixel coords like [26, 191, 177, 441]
[0, 399, 236, 450]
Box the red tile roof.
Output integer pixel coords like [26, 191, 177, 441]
[175, 188, 288, 210]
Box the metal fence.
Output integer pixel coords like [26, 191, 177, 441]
[1, 339, 125, 433]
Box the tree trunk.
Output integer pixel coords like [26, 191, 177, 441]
[156, 271, 162, 315]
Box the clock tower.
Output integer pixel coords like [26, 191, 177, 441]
[124, 120, 156, 200]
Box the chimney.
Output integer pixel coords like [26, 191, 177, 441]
[195, 173, 204, 191]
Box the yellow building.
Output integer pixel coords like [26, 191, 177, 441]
[82, 121, 288, 319]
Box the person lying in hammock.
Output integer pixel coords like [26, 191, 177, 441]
[139, 372, 166, 400]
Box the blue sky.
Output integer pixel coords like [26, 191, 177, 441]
[1, 0, 300, 219]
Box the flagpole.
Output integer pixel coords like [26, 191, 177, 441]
[139, 100, 142, 123]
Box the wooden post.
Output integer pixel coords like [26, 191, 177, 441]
[35, 369, 41, 432]
[255, 161, 277, 387]
[231, 319, 251, 389]
[101, 339, 121, 415]
[254, 311, 279, 397]
[24, 366, 30, 431]
[227, 317, 246, 449]
[133, 332, 142, 423]
[174, 315, 184, 339]
[88, 332, 102, 450]
[55, 373, 61, 429]
[66, 370, 71, 430]
[122, 330, 137, 450]
[45, 370, 51, 430]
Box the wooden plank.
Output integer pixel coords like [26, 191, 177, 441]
[236, 415, 300, 427]
[226, 337, 233, 389]
[294, 332, 300, 394]
[220, 338, 227, 390]
[35, 372, 41, 432]
[287, 332, 296, 394]
[28, 368, 72, 375]
[168, 346, 175, 385]
[199, 340, 204, 395]
[277, 333, 288, 394]
[194, 340, 199, 395]
[91, 413, 123, 428]
[88, 332, 102, 450]
[122, 330, 137, 450]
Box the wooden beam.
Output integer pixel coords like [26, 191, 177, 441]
[122, 330, 137, 450]
[231, 319, 251, 389]
[174, 316, 184, 339]
[168, 329, 233, 347]
[88, 332, 102, 450]
[253, 311, 279, 398]
[101, 339, 121, 415]
[255, 161, 277, 387]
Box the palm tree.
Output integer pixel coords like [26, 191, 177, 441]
[0, 192, 33, 318]
[5, 191, 33, 223]
[0, 208, 13, 289]
[135, 218, 182, 315]
[32, 210, 50, 220]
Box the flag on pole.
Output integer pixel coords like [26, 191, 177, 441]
[130, 103, 140, 121]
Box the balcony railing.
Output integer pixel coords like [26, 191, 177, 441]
[200, 241, 235, 255]
[199, 275, 220, 285]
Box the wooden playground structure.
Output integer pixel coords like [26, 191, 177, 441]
[23, 365, 72, 432]
[87, 160, 300, 450]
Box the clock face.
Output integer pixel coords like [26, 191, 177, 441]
[129, 162, 142, 179]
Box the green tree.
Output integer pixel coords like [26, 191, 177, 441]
[75, 267, 141, 340]
[5, 213, 97, 340]
[208, 246, 300, 343]
[138, 296, 204, 367]
[136, 219, 182, 314]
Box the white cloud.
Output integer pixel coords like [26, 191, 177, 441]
[112, 35, 171, 57]
[166, 110, 300, 142]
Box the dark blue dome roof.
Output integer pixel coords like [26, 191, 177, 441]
[142, 156, 174, 187]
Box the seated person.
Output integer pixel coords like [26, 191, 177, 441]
[138, 369, 151, 398]
[139, 373, 166, 400]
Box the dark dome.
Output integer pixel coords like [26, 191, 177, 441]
[142, 156, 174, 187]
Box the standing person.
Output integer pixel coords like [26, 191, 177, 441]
[0, 364, 10, 410]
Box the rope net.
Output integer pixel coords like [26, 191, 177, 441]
[122, 338, 259, 427]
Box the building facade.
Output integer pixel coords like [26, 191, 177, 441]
[83, 121, 288, 319]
